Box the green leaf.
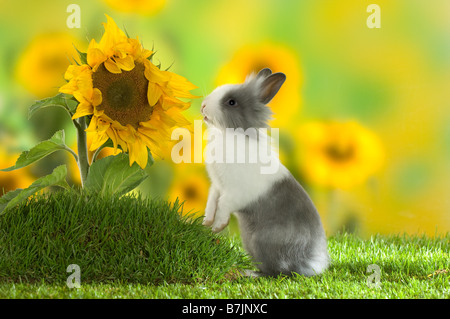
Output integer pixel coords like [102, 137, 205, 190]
[0, 189, 23, 213]
[73, 44, 88, 65]
[148, 150, 155, 167]
[147, 51, 157, 63]
[0, 165, 69, 215]
[0, 130, 68, 172]
[164, 60, 175, 71]
[85, 153, 148, 197]
[29, 93, 78, 120]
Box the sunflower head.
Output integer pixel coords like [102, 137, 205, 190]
[216, 42, 302, 127]
[59, 14, 198, 169]
[297, 121, 384, 189]
[168, 164, 209, 218]
[15, 33, 82, 98]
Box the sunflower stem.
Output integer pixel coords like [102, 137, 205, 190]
[75, 116, 89, 187]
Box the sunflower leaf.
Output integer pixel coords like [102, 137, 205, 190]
[164, 60, 175, 71]
[73, 44, 88, 65]
[0, 165, 69, 215]
[148, 149, 155, 167]
[147, 51, 157, 63]
[85, 153, 148, 197]
[0, 130, 68, 172]
[29, 93, 78, 119]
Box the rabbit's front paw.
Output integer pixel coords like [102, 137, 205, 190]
[202, 216, 214, 226]
[211, 216, 229, 233]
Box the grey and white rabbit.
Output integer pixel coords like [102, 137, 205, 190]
[201, 68, 329, 277]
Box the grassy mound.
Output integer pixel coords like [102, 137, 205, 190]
[0, 190, 251, 284]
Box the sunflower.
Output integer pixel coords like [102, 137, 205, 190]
[0, 148, 35, 194]
[15, 33, 82, 98]
[215, 42, 302, 127]
[59, 14, 198, 169]
[168, 164, 209, 218]
[297, 120, 384, 189]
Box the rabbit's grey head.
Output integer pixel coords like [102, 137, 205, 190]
[201, 68, 286, 130]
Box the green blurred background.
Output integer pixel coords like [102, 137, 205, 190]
[0, 0, 449, 238]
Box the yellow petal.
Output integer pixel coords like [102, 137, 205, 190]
[59, 81, 76, 95]
[129, 137, 148, 169]
[161, 95, 191, 110]
[90, 88, 102, 106]
[72, 101, 93, 120]
[137, 130, 163, 157]
[87, 45, 107, 69]
[165, 71, 200, 98]
[144, 60, 170, 83]
[163, 107, 192, 127]
[138, 124, 167, 145]
[104, 58, 122, 74]
[147, 82, 162, 106]
[116, 127, 136, 144]
[89, 131, 109, 151]
[99, 14, 128, 54]
[106, 126, 119, 152]
[97, 118, 111, 133]
[139, 120, 158, 131]
[115, 55, 135, 71]
[63, 65, 79, 81]
[85, 116, 98, 132]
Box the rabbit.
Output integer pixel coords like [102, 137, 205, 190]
[201, 68, 330, 277]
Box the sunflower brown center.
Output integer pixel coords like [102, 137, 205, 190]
[184, 185, 198, 200]
[324, 143, 355, 162]
[92, 61, 152, 128]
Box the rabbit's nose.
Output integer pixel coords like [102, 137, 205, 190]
[201, 102, 206, 113]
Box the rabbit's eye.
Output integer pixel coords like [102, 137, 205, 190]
[227, 99, 237, 106]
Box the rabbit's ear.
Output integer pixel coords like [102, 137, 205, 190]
[258, 72, 286, 104]
[256, 68, 272, 79]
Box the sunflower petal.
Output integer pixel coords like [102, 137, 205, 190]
[159, 108, 191, 127]
[129, 137, 148, 169]
[147, 82, 162, 106]
[116, 127, 136, 144]
[91, 88, 102, 106]
[85, 116, 98, 132]
[104, 58, 122, 74]
[161, 95, 191, 110]
[99, 14, 128, 54]
[137, 131, 163, 158]
[144, 60, 170, 83]
[106, 126, 119, 152]
[115, 55, 135, 71]
[165, 72, 200, 98]
[72, 101, 93, 120]
[90, 131, 109, 151]
[87, 46, 107, 70]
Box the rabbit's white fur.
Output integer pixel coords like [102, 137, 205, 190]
[203, 125, 290, 232]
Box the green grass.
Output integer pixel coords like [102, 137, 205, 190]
[0, 190, 449, 298]
[0, 190, 251, 285]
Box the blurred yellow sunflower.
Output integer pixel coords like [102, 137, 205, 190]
[103, 0, 166, 15]
[216, 42, 302, 127]
[168, 164, 209, 218]
[15, 33, 82, 98]
[297, 121, 384, 189]
[0, 148, 35, 194]
[59, 15, 198, 169]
